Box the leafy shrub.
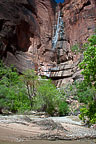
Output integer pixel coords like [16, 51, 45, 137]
[79, 101, 96, 125]
[58, 100, 69, 116]
[79, 34, 96, 125]
[58, 81, 95, 117]
[33, 79, 58, 116]
[0, 61, 70, 116]
[33, 79, 69, 116]
[79, 34, 96, 87]
[20, 69, 39, 108]
[75, 81, 94, 104]
[59, 81, 94, 104]
[0, 61, 31, 113]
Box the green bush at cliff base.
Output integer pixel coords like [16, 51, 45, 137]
[79, 34, 96, 87]
[0, 61, 31, 113]
[75, 81, 94, 104]
[33, 79, 69, 116]
[32, 79, 57, 115]
[0, 61, 69, 116]
[59, 81, 94, 105]
[79, 101, 96, 125]
[79, 34, 96, 125]
[58, 100, 69, 116]
[20, 69, 39, 109]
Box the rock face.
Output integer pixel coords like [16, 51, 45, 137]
[49, 0, 96, 87]
[0, 0, 56, 72]
[62, 0, 96, 50]
[0, 0, 96, 87]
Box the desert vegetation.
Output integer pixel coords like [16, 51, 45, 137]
[0, 61, 69, 116]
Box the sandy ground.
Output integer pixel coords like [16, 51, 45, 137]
[0, 120, 47, 142]
[0, 115, 96, 142]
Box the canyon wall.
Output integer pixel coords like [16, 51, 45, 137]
[49, 0, 96, 87]
[0, 0, 56, 73]
[0, 0, 96, 87]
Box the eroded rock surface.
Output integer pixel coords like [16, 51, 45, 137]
[50, 0, 96, 86]
[0, 0, 56, 73]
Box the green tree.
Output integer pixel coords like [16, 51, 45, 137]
[0, 61, 69, 115]
[0, 61, 30, 113]
[34, 79, 58, 115]
[79, 34, 96, 124]
[20, 69, 39, 108]
[75, 81, 94, 104]
[33, 79, 69, 116]
[79, 34, 96, 87]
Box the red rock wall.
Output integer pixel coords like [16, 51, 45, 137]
[49, 0, 96, 87]
[0, 0, 56, 72]
[63, 0, 96, 53]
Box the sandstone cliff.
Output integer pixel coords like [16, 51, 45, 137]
[0, 0, 56, 73]
[49, 0, 96, 86]
[0, 0, 96, 87]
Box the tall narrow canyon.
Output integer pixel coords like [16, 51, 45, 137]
[0, 0, 96, 87]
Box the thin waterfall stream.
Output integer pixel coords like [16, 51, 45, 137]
[52, 10, 64, 49]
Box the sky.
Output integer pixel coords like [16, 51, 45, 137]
[55, 0, 64, 3]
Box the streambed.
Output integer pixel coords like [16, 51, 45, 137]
[0, 115, 96, 142]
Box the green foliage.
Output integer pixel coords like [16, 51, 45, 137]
[75, 81, 94, 104]
[33, 79, 69, 116]
[79, 34, 96, 87]
[71, 44, 80, 54]
[79, 101, 96, 125]
[38, 79, 58, 115]
[33, 79, 58, 115]
[0, 61, 31, 113]
[0, 61, 69, 116]
[20, 69, 39, 108]
[79, 34, 96, 125]
[58, 80, 96, 117]
[59, 81, 94, 104]
[58, 100, 69, 116]
[79, 107, 88, 123]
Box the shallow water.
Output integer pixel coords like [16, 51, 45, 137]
[0, 139, 96, 144]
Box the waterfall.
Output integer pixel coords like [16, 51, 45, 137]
[52, 11, 64, 49]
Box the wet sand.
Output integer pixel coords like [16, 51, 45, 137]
[0, 115, 96, 143]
